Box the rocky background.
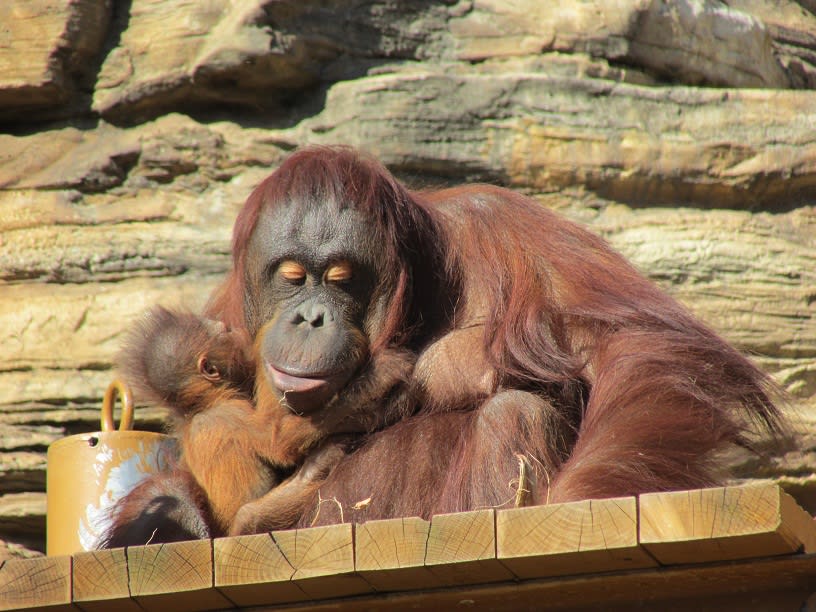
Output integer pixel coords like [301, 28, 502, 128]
[1, 0, 814, 558]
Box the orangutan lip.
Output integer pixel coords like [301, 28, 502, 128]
[267, 364, 331, 394]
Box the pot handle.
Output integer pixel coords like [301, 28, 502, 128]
[100, 379, 135, 431]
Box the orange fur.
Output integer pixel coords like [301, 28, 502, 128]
[106, 146, 787, 544]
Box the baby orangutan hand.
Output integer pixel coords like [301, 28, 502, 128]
[228, 440, 348, 536]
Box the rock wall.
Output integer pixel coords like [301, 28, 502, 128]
[1, 0, 814, 557]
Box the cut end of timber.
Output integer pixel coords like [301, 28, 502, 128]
[2, 483, 814, 611]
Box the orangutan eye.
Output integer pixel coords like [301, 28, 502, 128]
[325, 261, 353, 283]
[279, 260, 307, 284]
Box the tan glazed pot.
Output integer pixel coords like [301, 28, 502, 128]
[46, 381, 176, 555]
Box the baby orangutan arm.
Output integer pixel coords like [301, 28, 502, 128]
[229, 440, 348, 535]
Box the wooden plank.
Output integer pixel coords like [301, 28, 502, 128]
[248, 553, 816, 612]
[72, 547, 140, 612]
[424, 509, 514, 586]
[640, 482, 816, 565]
[496, 496, 655, 579]
[213, 533, 309, 606]
[126, 539, 232, 611]
[271, 523, 372, 600]
[0, 555, 74, 611]
[354, 516, 443, 592]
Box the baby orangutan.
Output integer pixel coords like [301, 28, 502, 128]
[115, 306, 344, 537]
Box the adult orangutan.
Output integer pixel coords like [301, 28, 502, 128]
[105, 145, 785, 543]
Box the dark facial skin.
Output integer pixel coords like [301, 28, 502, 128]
[243, 198, 388, 416]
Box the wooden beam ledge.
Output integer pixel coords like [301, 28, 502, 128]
[1, 483, 814, 611]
